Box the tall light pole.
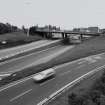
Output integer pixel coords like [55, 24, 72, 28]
[27, 27, 30, 37]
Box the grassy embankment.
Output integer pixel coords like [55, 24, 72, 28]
[0, 31, 44, 49]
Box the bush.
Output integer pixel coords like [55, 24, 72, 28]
[88, 90, 101, 104]
[93, 80, 105, 95]
[68, 93, 87, 105]
[68, 93, 78, 105]
[68, 70, 105, 105]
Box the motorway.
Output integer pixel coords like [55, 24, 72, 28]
[0, 45, 73, 75]
[0, 40, 59, 60]
[0, 53, 105, 105]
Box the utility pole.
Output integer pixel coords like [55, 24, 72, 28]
[27, 28, 30, 37]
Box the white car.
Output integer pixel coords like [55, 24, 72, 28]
[0, 74, 11, 80]
[33, 68, 55, 82]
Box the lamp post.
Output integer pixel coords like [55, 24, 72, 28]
[27, 27, 30, 37]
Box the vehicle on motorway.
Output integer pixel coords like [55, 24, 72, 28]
[0, 74, 11, 80]
[33, 68, 55, 83]
[69, 35, 81, 44]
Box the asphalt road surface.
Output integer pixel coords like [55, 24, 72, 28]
[0, 53, 105, 105]
[0, 40, 59, 60]
[0, 45, 73, 74]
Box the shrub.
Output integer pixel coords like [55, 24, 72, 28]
[68, 70, 105, 105]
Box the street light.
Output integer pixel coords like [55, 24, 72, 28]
[27, 27, 30, 37]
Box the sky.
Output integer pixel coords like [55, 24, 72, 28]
[0, 0, 105, 29]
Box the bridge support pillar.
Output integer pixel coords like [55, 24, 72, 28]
[46, 32, 53, 39]
[80, 34, 83, 41]
[62, 33, 68, 39]
[43, 33, 47, 38]
[49, 32, 53, 39]
[65, 33, 68, 38]
[62, 33, 65, 39]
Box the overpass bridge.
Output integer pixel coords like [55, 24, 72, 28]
[35, 30, 101, 39]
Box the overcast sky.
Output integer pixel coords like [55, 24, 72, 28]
[0, 0, 105, 29]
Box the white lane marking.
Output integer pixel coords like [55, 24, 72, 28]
[0, 74, 10, 77]
[0, 75, 33, 92]
[10, 89, 32, 102]
[78, 61, 86, 64]
[0, 45, 61, 66]
[93, 56, 102, 59]
[84, 57, 96, 63]
[88, 61, 96, 64]
[0, 71, 13, 74]
[37, 98, 48, 105]
[93, 52, 105, 57]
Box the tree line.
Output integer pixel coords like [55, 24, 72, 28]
[0, 22, 18, 34]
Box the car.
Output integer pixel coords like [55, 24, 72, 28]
[0, 73, 11, 80]
[33, 68, 55, 82]
[1, 41, 7, 44]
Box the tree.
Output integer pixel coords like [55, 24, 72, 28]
[89, 90, 101, 105]
[68, 93, 79, 105]
[0, 22, 18, 34]
[22, 25, 27, 33]
[99, 94, 105, 105]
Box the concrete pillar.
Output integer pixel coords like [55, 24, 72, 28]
[49, 32, 53, 39]
[65, 33, 68, 38]
[46, 32, 52, 39]
[80, 34, 83, 40]
[47, 32, 50, 38]
[62, 33, 65, 39]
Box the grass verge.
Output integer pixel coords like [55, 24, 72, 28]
[0, 32, 44, 49]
